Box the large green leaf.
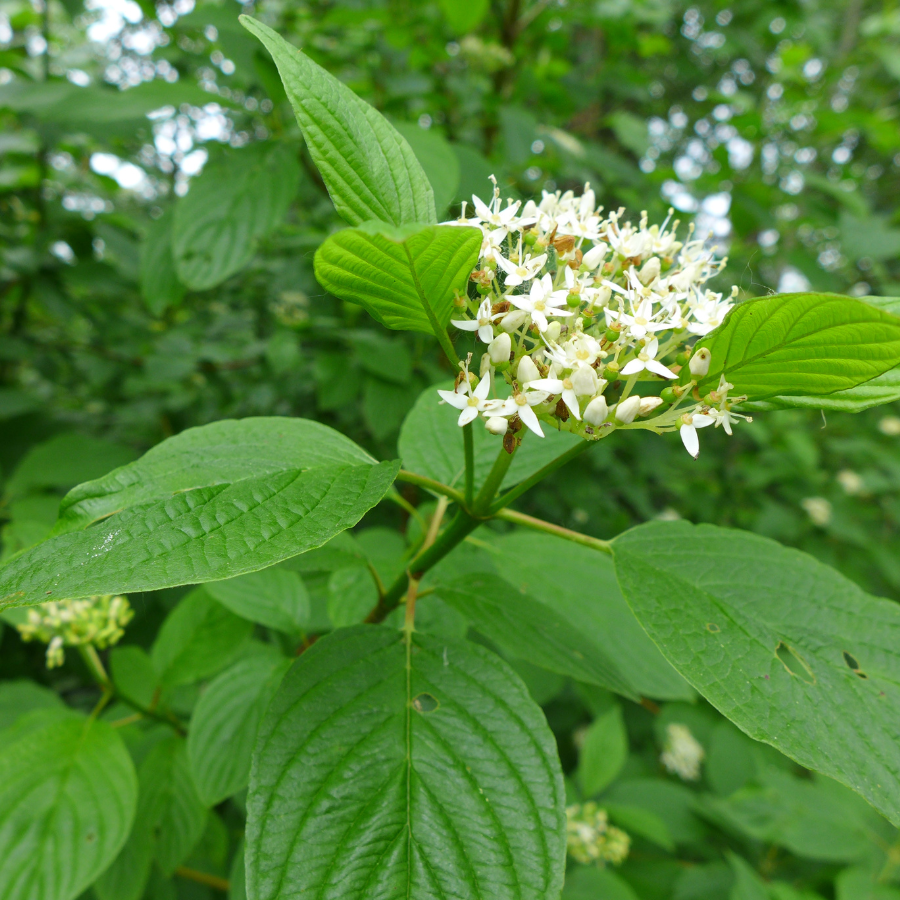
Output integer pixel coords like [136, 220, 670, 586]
[0, 712, 137, 900]
[314, 221, 482, 336]
[438, 573, 635, 697]
[240, 17, 436, 227]
[399, 381, 583, 492]
[393, 123, 460, 218]
[187, 647, 290, 806]
[612, 519, 900, 824]
[53, 417, 375, 534]
[246, 625, 565, 900]
[0, 460, 399, 609]
[486, 531, 693, 701]
[687, 292, 900, 400]
[205, 567, 310, 634]
[172, 143, 300, 291]
[151, 587, 254, 687]
[744, 298, 900, 412]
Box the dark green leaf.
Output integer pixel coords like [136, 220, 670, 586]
[563, 866, 640, 900]
[0, 679, 63, 732]
[54, 417, 375, 534]
[206, 568, 310, 634]
[612, 519, 900, 825]
[172, 143, 300, 291]
[688, 292, 900, 400]
[152, 587, 255, 687]
[439, 573, 635, 697]
[314, 221, 482, 336]
[240, 16, 436, 227]
[578, 705, 629, 795]
[187, 647, 290, 806]
[393, 123, 460, 217]
[0, 712, 137, 900]
[140, 211, 185, 316]
[246, 625, 566, 900]
[326, 565, 378, 627]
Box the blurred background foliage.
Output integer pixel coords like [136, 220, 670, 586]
[2, 0, 900, 897]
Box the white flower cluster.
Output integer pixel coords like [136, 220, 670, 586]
[660, 723, 705, 781]
[566, 802, 631, 866]
[439, 179, 751, 458]
[17, 594, 134, 668]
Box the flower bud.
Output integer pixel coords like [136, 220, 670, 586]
[516, 355, 541, 385]
[500, 309, 527, 332]
[485, 416, 507, 435]
[573, 365, 598, 396]
[583, 395, 609, 426]
[638, 256, 661, 285]
[615, 395, 641, 424]
[689, 347, 711, 377]
[545, 321, 562, 342]
[582, 243, 607, 270]
[488, 332, 511, 365]
[639, 396, 663, 416]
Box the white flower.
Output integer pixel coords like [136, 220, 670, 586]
[639, 396, 664, 416]
[485, 416, 508, 435]
[528, 375, 581, 420]
[679, 411, 716, 458]
[437, 375, 515, 427]
[471, 193, 522, 230]
[584, 395, 609, 426]
[688, 347, 711, 377]
[511, 386, 550, 437]
[582, 243, 607, 270]
[496, 252, 548, 286]
[615, 395, 642, 424]
[509, 274, 574, 333]
[604, 291, 671, 340]
[620, 338, 677, 379]
[451, 298, 503, 344]
[500, 308, 528, 332]
[488, 332, 511, 365]
[660, 724, 704, 781]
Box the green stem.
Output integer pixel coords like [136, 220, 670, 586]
[471, 440, 518, 517]
[489, 440, 590, 514]
[395, 469, 465, 506]
[463, 424, 474, 507]
[495, 508, 612, 555]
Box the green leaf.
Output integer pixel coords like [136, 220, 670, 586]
[239, 16, 436, 227]
[0, 459, 399, 609]
[246, 625, 566, 900]
[437, 0, 489, 32]
[140, 211, 185, 316]
[744, 298, 900, 413]
[188, 647, 290, 806]
[836, 867, 900, 900]
[578, 705, 629, 796]
[206, 568, 310, 634]
[399, 381, 584, 493]
[605, 779, 707, 845]
[53, 417, 375, 534]
[0, 712, 137, 900]
[110, 645, 160, 709]
[487, 531, 693, 701]
[326, 565, 378, 627]
[314, 221, 482, 336]
[139, 735, 208, 875]
[439, 573, 636, 697]
[151, 587, 255, 687]
[687, 292, 900, 400]
[393, 123, 460, 218]
[604, 803, 674, 852]
[727, 853, 768, 900]
[0, 679, 63, 732]
[563, 866, 640, 900]
[612, 519, 900, 825]
[172, 143, 300, 291]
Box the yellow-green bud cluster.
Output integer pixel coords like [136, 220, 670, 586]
[17, 594, 134, 669]
[566, 802, 631, 866]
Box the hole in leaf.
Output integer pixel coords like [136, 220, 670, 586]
[775, 641, 816, 685]
[842, 650, 868, 679]
[706, 623, 720, 633]
[412, 693, 439, 714]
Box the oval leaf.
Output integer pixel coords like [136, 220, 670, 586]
[246, 625, 566, 900]
[239, 16, 436, 227]
[0, 713, 137, 900]
[54, 417, 375, 534]
[172, 143, 300, 291]
[612, 519, 900, 825]
[0, 460, 399, 609]
[206, 567, 310, 633]
[315, 221, 482, 336]
[188, 647, 290, 806]
[688, 292, 900, 400]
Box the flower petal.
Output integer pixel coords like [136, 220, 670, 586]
[620, 359, 645, 376]
[645, 359, 678, 379]
[518, 402, 545, 437]
[680, 423, 699, 458]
